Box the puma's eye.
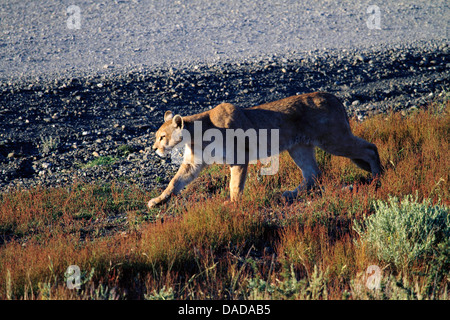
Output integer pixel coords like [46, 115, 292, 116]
[160, 135, 165, 141]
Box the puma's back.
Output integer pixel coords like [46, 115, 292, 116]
[241, 92, 351, 151]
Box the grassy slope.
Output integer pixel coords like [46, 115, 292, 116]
[0, 98, 449, 300]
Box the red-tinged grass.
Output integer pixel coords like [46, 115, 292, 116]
[0, 193, 268, 299]
[0, 183, 151, 240]
[353, 104, 450, 202]
[0, 97, 449, 299]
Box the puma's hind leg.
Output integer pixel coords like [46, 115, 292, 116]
[282, 145, 321, 203]
[318, 135, 383, 178]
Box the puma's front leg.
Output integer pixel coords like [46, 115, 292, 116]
[148, 162, 205, 209]
[229, 164, 248, 202]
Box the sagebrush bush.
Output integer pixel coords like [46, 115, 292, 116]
[354, 194, 450, 269]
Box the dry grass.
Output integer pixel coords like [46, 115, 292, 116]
[0, 97, 449, 300]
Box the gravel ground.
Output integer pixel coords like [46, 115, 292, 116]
[0, 0, 449, 192]
[1, 0, 448, 82]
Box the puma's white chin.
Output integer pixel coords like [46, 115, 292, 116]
[155, 149, 169, 158]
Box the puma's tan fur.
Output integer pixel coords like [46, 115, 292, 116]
[148, 92, 382, 208]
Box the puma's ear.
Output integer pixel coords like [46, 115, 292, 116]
[172, 114, 184, 129]
[164, 110, 173, 122]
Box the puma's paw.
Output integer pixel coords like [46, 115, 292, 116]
[282, 190, 295, 204]
[148, 198, 160, 209]
[341, 184, 354, 192]
[223, 199, 237, 207]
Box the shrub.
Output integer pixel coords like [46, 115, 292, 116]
[354, 194, 450, 269]
[39, 135, 61, 154]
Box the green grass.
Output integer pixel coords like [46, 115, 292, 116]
[116, 144, 135, 157]
[81, 144, 136, 169]
[82, 156, 118, 168]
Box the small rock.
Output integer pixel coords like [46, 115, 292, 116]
[41, 162, 51, 169]
[356, 54, 367, 62]
[92, 151, 100, 157]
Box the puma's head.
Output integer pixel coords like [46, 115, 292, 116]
[152, 110, 184, 157]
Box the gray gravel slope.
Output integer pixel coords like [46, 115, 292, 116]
[0, 0, 448, 82]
